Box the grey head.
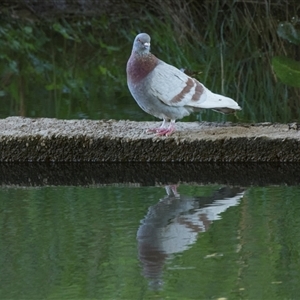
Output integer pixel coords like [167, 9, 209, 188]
[132, 33, 151, 54]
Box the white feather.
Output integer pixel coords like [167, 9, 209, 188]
[149, 62, 241, 112]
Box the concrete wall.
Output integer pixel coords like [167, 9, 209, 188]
[0, 117, 300, 162]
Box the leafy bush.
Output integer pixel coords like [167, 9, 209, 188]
[0, 1, 299, 122]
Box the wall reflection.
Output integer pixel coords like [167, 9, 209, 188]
[137, 185, 244, 289]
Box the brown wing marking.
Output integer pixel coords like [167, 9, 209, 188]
[170, 77, 194, 104]
[191, 79, 204, 101]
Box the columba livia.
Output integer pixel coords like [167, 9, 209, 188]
[126, 33, 241, 136]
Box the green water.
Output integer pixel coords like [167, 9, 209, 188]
[0, 178, 300, 299]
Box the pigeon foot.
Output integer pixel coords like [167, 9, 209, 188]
[147, 120, 176, 136]
[147, 124, 175, 136]
[156, 126, 175, 136]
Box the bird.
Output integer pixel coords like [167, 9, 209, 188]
[126, 33, 241, 136]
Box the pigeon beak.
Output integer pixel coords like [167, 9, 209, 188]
[144, 42, 150, 49]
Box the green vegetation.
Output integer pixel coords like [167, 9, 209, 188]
[272, 21, 300, 88]
[0, 1, 299, 122]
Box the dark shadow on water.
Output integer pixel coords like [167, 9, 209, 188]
[0, 162, 300, 186]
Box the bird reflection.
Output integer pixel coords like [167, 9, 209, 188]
[137, 185, 244, 289]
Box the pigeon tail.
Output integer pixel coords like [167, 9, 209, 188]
[197, 90, 241, 114]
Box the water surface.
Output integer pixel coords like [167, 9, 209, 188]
[0, 168, 300, 299]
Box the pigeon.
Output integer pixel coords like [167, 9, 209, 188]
[126, 33, 241, 136]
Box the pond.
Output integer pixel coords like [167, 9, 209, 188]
[0, 163, 300, 299]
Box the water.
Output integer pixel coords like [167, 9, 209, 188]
[0, 163, 300, 299]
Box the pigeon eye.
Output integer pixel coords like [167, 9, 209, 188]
[137, 38, 145, 45]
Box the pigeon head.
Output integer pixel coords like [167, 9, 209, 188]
[127, 33, 158, 84]
[133, 33, 151, 54]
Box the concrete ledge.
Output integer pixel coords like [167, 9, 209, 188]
[0, 117, 300, 162]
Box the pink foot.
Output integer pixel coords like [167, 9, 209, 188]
[147, 120, 176, 136]
[147, 127, 160, 133]
[147, 126, 175, 136]
[156, 126, 175, 136]
[165, 185, 180, 197]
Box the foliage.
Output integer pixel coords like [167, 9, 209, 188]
[0, 14, 125, 119]
[0, 1, 299, 122]
[272, 56, 300, 88]
[277, 21, 300, 45]
[272, 21, 300, 88]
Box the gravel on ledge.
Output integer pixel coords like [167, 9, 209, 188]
[0, 117, 300, 162]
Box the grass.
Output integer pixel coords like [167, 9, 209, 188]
[0, 0, 299, 122]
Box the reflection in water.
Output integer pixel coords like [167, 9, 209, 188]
[1, 185, 300, 298]
[137, 185, 244, 289]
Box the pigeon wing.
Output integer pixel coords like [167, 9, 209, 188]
[149, 62, 208, 107]
[149, 62, 241, 111]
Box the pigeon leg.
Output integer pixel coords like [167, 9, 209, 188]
[156, 120, 176, 136]
[147, 119, 167, 133]
[165, 185, 180, 197]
